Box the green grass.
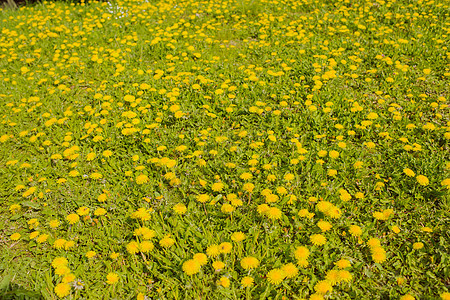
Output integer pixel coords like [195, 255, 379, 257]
[0, 0, 449, 299]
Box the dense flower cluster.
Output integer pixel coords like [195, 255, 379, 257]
[0, 0, 448, 298]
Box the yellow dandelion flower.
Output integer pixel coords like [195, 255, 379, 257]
[126, 241, 140, 254]
[416, 175, 429, 186]
[221, 203, 234, 213]
[310, 234, 327, 246]
[339, 189, 352, 201]
[64, 240, 75, 250]
[62, 273, 76, 283]
[367, 112, 378, 119]
[348, 225, 362, 237]
[298, 209, 310, 217]
[197, 194, 210, 203]
[231, 232, 246, 242]
[241, 276, 254, 288]
[413, 242, 424, 250]
[98, 193, 107, 202]
[284, 173, 295, 181]
[10, 233, 21, 241]
[294, 246, 310, 261]
[66, 214, 79, 225]
[314, 280, 332, 295]
[52, 257, 68, 269]
[173, 203, 187, 214]
[193, 253, 208, 266]
[53, 239, 67, 249]
[316, 201, 332, 213]
[141, 228, 156, 240]
[131, 208, 151, 221]
[266, 268, 285, 284]
[421, 227, 433, 233]
[211, 182, 224, 192]
[257, 204, 270, 214]
[217, 276, 230, 287]
[373, 211, 385, 220]
[281, 263, 298, 278]
[182, 259, 200, 275]
[391, 225, 401, 234]
[367, 238, 381, 248]
[9, 204, 21, 213]
[317, 150, 327, 157]
[135, 174, 149, 184]
[139, 241, 154, 253]
[102, 150, 113, 157]
[240, 256, 260, 270]
[329, 150, 339, 159]
[265, 193, 279, 203]
[86, 152, 96, 161]
[403, 168, 415, 177]
[106, 273, 119, 284]
[49, 220, 60, 228]
[89, 171, 104, 180]
[335, 259, 351, 269]
[36, 234, 49, 243]
[243, 182, 255, 193]
[371, 247, 387, 263]
[94, 208, 107, 216]
[76, 207, 89, 216]
[310, 293, 325, 300]
[54, 283, 71, 298]
[219, 242, 232, 254]
[159, 236, 175, 248]
[327, 207, 342, 219]
[317, 220, 332, 232]
[212, 261, 225, 271]
[55, 266, 71, 276]
[441, 178, 450, 189]
[337, 270, 353, 283]
[327, 169, 337, 177]
[325, 269, 340, 285]
[266, 207, 282, 220]
[297, 258, 309, 267]
[206, 244, 221, 257]
[86, 251, 96, 258]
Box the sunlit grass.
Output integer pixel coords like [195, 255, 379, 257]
[0, 0, 449, 299]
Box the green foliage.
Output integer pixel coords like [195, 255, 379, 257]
[0, 0, 449, 299]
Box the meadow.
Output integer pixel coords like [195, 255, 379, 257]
[0, 0, 449, 298]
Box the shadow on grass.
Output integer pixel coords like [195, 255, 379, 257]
[0, 281, 43, 300]
[1, 0, 99, 9]
[0, 0, 37, 9]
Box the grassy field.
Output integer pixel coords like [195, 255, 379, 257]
[0, 0, 449, 298]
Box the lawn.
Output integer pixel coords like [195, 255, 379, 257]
[0, 0, 449, 299]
